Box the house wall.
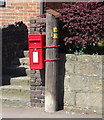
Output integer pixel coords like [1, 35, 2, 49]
[0, 0, 40, 27]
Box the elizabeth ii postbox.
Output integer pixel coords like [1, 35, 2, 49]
[28, 34, 45, 69]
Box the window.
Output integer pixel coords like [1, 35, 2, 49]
[0, 0, 6, 7]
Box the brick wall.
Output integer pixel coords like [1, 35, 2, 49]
[30, 69, 45, 107]
[29, 18, 46, 107]
[0, 0, 40, 28]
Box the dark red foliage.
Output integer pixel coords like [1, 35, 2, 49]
[57, 2, 104, 54]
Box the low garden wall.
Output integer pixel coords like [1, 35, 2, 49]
[58, 54, 103, 114]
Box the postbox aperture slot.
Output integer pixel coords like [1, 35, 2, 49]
[30, 41, 40, 42]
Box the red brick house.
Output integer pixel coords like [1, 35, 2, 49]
[0, 0, 40, 27]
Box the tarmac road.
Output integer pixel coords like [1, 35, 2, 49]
[1, 107, 102, 119]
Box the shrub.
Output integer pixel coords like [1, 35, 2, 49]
[57, 2, 104, 54]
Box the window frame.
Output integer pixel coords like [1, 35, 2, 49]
[0, 0, 6, 7]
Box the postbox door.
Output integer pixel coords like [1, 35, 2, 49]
[29, 48, 44, 69]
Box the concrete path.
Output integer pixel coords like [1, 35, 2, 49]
[1, 107, 102, 118]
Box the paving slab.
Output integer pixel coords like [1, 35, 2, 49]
[1, 107, 102, 118]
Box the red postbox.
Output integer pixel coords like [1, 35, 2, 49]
[28, 34, 45, 69]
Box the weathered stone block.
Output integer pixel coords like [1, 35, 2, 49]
[26, 69, 31, 77]
[102, 79, 104, 93]
[102, 64, 104, 78]
[77, 55, 103, 63]
[64, 76, 70, 91]
[64, 91, 76, 106]
[66, 54, 77, 61]
[69, 75, 89, 91]
[65, 62, 75, 74]
[76, 93, 102, 108]
[75, 62, 102, 77]
[2, 86, 30, 99]
[102, 56, 104, 63]
[88, 77, 102, 92]
[19, 57, 29, 66]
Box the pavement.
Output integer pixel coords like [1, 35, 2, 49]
[1, 106, 102, 118]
